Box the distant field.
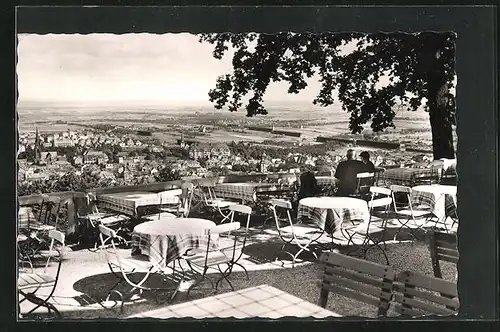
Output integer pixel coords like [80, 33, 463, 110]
[16, 102, 454, 149]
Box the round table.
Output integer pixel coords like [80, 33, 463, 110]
[131, 217, 216, 267]
[297, 197, 370, 234]
[411, 185, 457, 221]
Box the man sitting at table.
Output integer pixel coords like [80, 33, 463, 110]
[334, 149, 366, 197]
[360, 151, 376, 173]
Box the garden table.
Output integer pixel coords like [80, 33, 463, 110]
[97, 190, 181, 216]
[127, 284, 341, 319]
[380, 167, 439, 186]
[131, 217, 217, 268]
[214, 182, 284, 203]
[298, 197, 370, 235]
[411, 185, 457, 223]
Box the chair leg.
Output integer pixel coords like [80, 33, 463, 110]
[231, 261, 250, 280]
[215, 264, 234, 291]
[274, 242, 296, 267]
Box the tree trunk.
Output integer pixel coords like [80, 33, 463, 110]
[429, 106, 455, 159]
[428, 81, 455, 160]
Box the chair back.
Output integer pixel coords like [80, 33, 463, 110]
[197, 179, 218, 204]
[39, 196, 62, 229]
[389, 185, 413, 213]
[373, 167, 386, 186]
[355, 172, 375, 197]
[180, 182, 195, 217]
[368, 186, 393, 210]
[45, 230, 65, 271]
[270, 198, 293, 210]
[428, 231, 459, 279]
[319, 251, 395, 317]
[270, 199, 294, 233]
[208, 222, 241, 235]
[393, 271, 459, 317]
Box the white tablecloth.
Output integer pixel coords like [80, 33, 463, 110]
[298, 197, 370, 234]
[411, 185, 457, 221]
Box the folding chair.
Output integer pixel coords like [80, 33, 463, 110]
[374, 167, 386, 186]
[351, 172, 375, 200]
[270, 199, 325, 268]
[428, 230, 458, 280]
[390, 185, 434, 242]
[392, 270, 459, 317]
[18, 230, 65, 319]
[341, 187, 392, 265]
[180, 222, 244, 296]
[97, 225, 173, 311]
[23, 196, 62, 257]
[197, 179, 238, 222]
[159, 183, 194, 218]
[318, 251, 395, 317]
[77, 193, 129, 252]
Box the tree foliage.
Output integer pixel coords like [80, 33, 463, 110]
[199, 32, 456, 158]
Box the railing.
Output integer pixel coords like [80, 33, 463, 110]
[17, 173, 301, 207]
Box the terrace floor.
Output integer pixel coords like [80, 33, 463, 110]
[18, 217, 458, 320]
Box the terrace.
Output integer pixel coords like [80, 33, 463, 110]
[17, 167, 459, 320]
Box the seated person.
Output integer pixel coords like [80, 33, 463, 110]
[360, 151, 376, 172]
[334, 149, 366, 197]
[298, 171, 320, 201]
[291, 170, 320, 218]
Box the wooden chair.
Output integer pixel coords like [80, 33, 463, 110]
[393, 271, 459, 317]
[270, 199, 325, 268]
[18, 230, 65, 319]
[318, 251, 395, 317]
[428, 230, 458, 279]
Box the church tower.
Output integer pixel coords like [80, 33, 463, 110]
[34, 127, 41, 165]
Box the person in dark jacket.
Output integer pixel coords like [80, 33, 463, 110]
[334, 149, 366, 197]
[360, 151, 376, 172]
[297, 171, 320, 201]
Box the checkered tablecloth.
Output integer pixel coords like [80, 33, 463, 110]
[18, 207, 36, 229]
[131, 217, 217, 267]
[411, 185, 457, 221]
[98, 190, 181, 216]
[127, 284, 341, 319]
[298, 197, 370, 234]
[214, 183, 285, 203]
[380, 167, 439, 186]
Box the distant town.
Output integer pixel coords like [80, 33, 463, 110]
[17, 121, 435, 196]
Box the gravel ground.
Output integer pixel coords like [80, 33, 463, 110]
[19, 223, 457, 321]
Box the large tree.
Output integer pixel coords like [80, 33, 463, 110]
[199, 32, 456, 159]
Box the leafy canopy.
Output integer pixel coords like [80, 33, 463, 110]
[199, 32, 456, 134]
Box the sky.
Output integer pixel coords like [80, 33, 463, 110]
[17, 33, 323, 106]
